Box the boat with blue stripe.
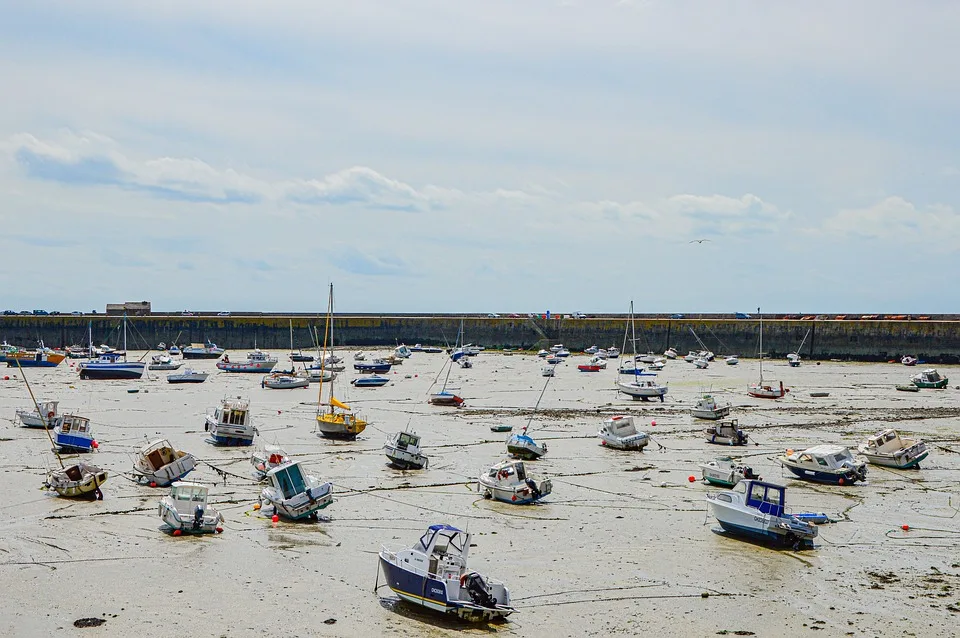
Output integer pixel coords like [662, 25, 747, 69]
[706, 479, 818, 549]
[377, 524, 515, 622]
[354, 360, 392, 374]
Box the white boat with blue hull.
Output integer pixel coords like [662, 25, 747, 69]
[205, 396, 257, 446]
[378, 524, 515, 622]
[260, 460, 333, 521]
[53, 415, 98, 453]
[778, 445, 867, 485]
[706, 480, 818, 548]
[79, 352, 145, 380]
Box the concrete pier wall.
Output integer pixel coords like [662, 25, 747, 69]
[1, 316, 958, 363]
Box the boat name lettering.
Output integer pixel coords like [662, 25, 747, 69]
[430, 587, 445, 596]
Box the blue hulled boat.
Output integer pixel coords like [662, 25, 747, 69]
[53, 415, 98, 453]
[354, 360, 391, 374]
[352, 375, 390, 388]
[706, 479, 818, 549]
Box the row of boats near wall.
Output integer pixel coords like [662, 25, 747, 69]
[4, 296, 952, 623]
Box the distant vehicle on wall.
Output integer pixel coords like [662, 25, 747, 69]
[735, 312, 752, 319]
[217, 311, 231, 316]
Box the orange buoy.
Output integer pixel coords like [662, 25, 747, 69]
[2, 376, 8, 381]
[253, 503, 261, 511]
[901, 524, 910, 531]
[271, 514, 279, 523]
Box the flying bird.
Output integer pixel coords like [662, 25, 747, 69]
[689, 239, 711, 244]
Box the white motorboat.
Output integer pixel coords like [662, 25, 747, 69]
[506, 432, 547, 460]
[649, 358, 666, 371]
[594, 348, 609, 359]
[786, 353, 801, 367]
[204, 396, 257, 446]
[45, 461, 108, 499]
[251, 446, 291, 481]
[900, 355, 918, 366]
[635, 352, 657, 364]
[606, 347, 620, 358]
[261, 372, 310, 389]
[354, 351, 366, 361]
[536, 349, 550, 358]
[167, 368, 208, 384]
[378, 524, 515, 621]
[584, 345, 599, 355]
[148, 354, 182, 371]
[541, 365, 556, 377]
[133, 439, 196, 486]
[260, 460, 333, 521]
[598, 415, 648, 450]
[725, 355, 739, 365]
[616, 377, 668, 402]
[158, 482, 223, 535]
[299, 367, 335, 383]
[663, 347, 678, 359]
[691, 394, 732, 420]
[15, 399, 60, 429]
[706, 479, 818, 548]
[477, 459, 552, 504]
[549, 344, 564, 353]
[217, 349, 278, 373]
[778, 445, 867, 485]
[395, 344, 412, 359]
[693, 356, 709, 369]
[555, 348, 570, 358]
[384, 430, 429, 470]
[698, 457, 760, 487]
[684, 351, 698, 362]
[705, 419, 748, 446]
[857, 429, 928, 469]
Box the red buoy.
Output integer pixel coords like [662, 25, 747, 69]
[902, 524, 910, 531]
[2, 376, 8, 381]
[271, 514, 279, 523]
[150, 482, 157, 488]
[173, 529, 182, 536]
[216, 527, 224, 534]
[651, 420, 657, 426]
[688, 475, 696, 483]
[91, 440, 99, 449]
[277, 410, 282, 414]
[838, 478, 845, 485]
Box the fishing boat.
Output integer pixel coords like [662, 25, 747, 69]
[698, 457, 760, 487]
[857, 429, 928, 469]
[167, 368, 208, 384]
[46, 461, 109, 499]
[705, 419, 748, 446]
[251, 446, 290, 481]
[351, 375, 390, 388]
[778, 445, 867, 485]
[384, 430, 429, 469]
[787, 329, 811, 367]
[182, 340, 224, 359]
[911, 368, 948, 389]
[204, 396, 257, 446]
[148, 353, 182, 371]
[748, 308, 786, 398]
[664, 347, 678, 359]
[53, 415, 98, 453]
[477, 459, 552, 504]
[506, 432, 547, 460]
[900, 355, 918, 366]
[5, 349, 66, 368]
[315, 284, 368, 440]
[15, 399, 60, 428]
[598, 415, 648, 450]
[133, 439, 196, 486]
[377, 524, 515, 621]
[262, 372, 310, 389]
[158, 482, 224, 535]
[705, 480, 818, 548]
[260, 460, 333, 520]
[617, 302, 668, 401]
[217, 349, 278, 373]
[693, 356, 709, 369]
[691, 394, 732, 420]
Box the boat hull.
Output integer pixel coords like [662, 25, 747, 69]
[861, 450, 928, 469]
[78, 364, 145, 380]
[781, 463, 863, 484]
[218, 361, 277, 373]
[46, 464, 108, 498]
[167, 374, 208, 384]
[617, 382, 667, 401]
[385, 449, 428, 470]
[708, 499, 815, 547]
[261, 483, 333, 520]
[182, 350, 223, 359]
[316, 414, 366, 440]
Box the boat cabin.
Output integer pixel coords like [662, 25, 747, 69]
[601, 416, 639, 437]
[215, 397, 250, 427]
[141, 440, 181, 471]
[417, 524, 470, 576]
[730, 479, 785, 517]
[392, 431, 421, 450]
[789, 445, 856, 470]
[167, 482, 210, 514]
[267, 462, 310, 500]
[862, 429, 912, 454]
[59, 415, 91, 436]
[487, 460, 527, 482]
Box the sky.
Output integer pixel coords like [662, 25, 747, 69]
[0, 0, 958, 314]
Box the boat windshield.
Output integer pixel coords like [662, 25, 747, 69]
[274, 464, 307, 499]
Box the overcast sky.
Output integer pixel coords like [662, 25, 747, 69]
[1, 1, 957, 313]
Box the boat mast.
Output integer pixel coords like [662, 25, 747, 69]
[316, 283, 333, 416]
[629, 301, 638, 379]
[123, 314, 128, 361]
[88, 321, 93, 358]
[758, 306, 763, 383]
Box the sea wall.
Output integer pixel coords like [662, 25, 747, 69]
[2, 316, 959, 363]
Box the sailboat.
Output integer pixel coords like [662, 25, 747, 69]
[787, 328, 811, 367]
[748, 307, 786, 399]
[289, 319, 314, 362]
[78, 317, 145, 380]
[14, 360, 108, 499]
[616, 302, 668, 402]
[429, 320, 465, 406]
[315, 284, 367, 440]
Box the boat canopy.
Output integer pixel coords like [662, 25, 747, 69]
[268, 462, 308, 500]
[170, 482, 209, 501]
[60, 415, 90, 434]
[417, 524, 469, 556]
[744, 480, 785, 518]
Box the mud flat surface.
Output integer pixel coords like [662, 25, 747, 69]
[1, 352, 958, 637]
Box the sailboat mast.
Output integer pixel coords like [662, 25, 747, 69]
[758, 306, 763, 382]
[629, 301, 639, 379]
[88, 321, 93, 357]
[316, 284, 333, 416]
[123, 314, 128, 361]
[16, 359, 64, 468]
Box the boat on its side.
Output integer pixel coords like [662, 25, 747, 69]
[217, 350, 278, 373]
[705, 419, 748, 446]
[205, 396, 257, 446]
[691, 394, 731, 420]
[159, 482, 223, 534]
[598, 415, 648, 450]
[133, 439, 196, 486]
[477, 460, 551, 504]
[706, 479, 817, 548]
[260, 460, 333, 521]
[857, 429, 928, 469]
[384, 431, 429, 469]
[378, 524, 515, 622]
[506, 432, 547, 460]
[45, 461, 109, 499]
[352, 375, 390, 388]
[778, 445, 867, 485]
[167, 368, 208, 384]
[900, 355, 918, 366]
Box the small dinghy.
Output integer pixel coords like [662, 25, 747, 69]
[699, 457, 759, 487]
[506, 431, 547, 460]
[536, 349, 550, 358]
[167, 368, 208, 384]
[429, 391, 464, 406]
[778, 445, 867, 485]
[857, 429, 928, 469]
[706, 479, 817, 549]
[490, 424, 513, 433]
[477, 459, 552, 504]
[690, 394, 732, 420]
[133, 439, 196, 486]
[260, 460, 333, 521]
[598, 415, 648, 450]
[15, 399, 60, 429]
[45, 461, 108, 499]
[148, 354, 183, 371]
[53, 415, 98, 453]
[895, 384, 920, 393]
[384, 430, 429, 469]
[352, 375, 390, 388]
[705, 419, 748, 446]
[378, 524, 515, 622]
[204, 396, 258, 446]
[158, 482, 223, 535]
[261, 373, 310, 389]
[251, 445, 291, 481]
[911, 368, 948, 389]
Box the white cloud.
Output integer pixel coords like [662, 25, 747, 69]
[821, 196, 960, 244]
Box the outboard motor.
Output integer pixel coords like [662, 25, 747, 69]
[742, 466, 758, 480]
[524, 478, 541, 499]
[193, 505, 204, 530]
[464, 572, 497, 608]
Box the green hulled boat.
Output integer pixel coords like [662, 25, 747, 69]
[911, 369, 948, 389]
